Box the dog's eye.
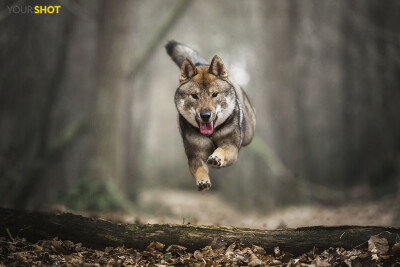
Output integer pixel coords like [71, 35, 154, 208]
[212, 92, 218, 98]
[191, 94, 198, 99]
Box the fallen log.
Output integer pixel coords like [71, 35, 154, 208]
[0, 207, 399, 255]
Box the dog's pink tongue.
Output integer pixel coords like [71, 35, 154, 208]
[200, 121, 214, 135]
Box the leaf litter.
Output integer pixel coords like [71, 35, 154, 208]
[0, 235, 399, 266]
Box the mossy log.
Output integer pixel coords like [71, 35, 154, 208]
[1, 208, 399, 255]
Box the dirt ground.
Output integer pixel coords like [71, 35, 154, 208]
[100, 189, 398, 229]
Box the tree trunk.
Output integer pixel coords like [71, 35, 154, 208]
[89, 0, 136, 188]
[1, 208, 399, 255]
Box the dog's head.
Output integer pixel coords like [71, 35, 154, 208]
[174, 55, 236, 135]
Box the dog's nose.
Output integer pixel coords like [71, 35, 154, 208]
[200, 112, 211, 120]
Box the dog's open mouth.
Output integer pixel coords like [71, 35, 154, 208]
[199, 121, 214, 135]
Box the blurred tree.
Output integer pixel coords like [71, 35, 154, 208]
[261, 0, 400, 198]
[0, 0, 75, 209]
[89, 0, 135, 189]
[0, 0, 138, 210]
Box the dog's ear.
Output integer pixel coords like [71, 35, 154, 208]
[180, 58, 198, 83]
[209, 55, 227, 78]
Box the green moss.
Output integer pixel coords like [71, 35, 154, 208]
[60, 176, 133, 212]
[99, 233, 122, 242]
[125, 225, 138, 231]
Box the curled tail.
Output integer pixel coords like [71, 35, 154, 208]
[165, 40, 208, 68]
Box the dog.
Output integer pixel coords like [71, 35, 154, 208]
[165, 41, 256, 191]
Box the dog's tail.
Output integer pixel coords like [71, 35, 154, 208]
[165, 40, 208, 68]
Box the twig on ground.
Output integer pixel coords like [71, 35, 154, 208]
[6, 228, 14, 242]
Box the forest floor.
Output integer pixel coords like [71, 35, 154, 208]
[91, 189, 398, 230]
[1, 235, 399, 266]
[1, 189, 400, 266]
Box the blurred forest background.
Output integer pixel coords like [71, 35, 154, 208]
[1, 0, 400, 228]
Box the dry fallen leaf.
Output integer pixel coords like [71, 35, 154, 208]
[104, 246, 113, 253]
[95, 250, 104, 257]
[281, 251, 294, 263]
[201, 245, 214, 257]
[312, 258, 331, 267]
[391, 242, 400, 257]
[225, 242, 236, 255]
[251, 244, 266, 255]
[274, 246, 281, 256]
[368, 235, 389, 255]
[193, 250, 203, 259]
[165, 244, 186, 253]
[248, 253, 263, 266]
[146, 241, 165, 251]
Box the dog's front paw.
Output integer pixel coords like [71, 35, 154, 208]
[197, 180, 211, 191]
[207, 154, 223, 168]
